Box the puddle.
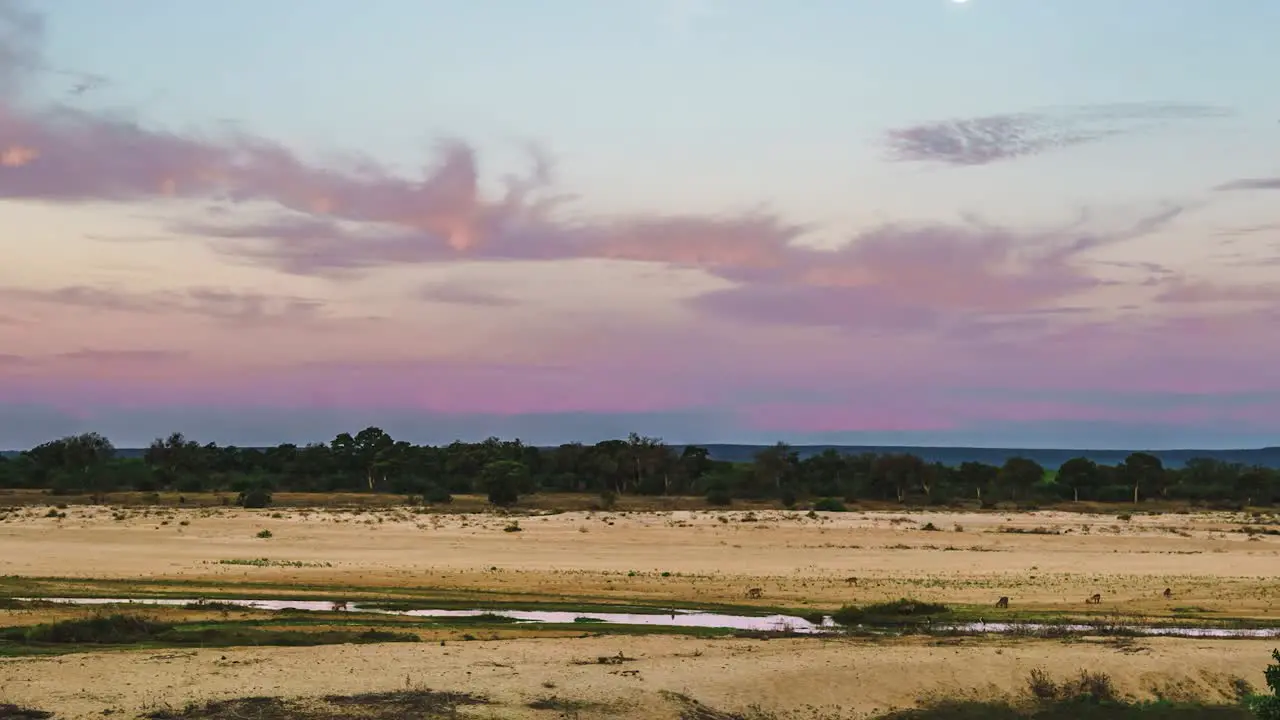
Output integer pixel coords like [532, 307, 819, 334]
[16, 597, 830, 634]
[14, 597, 1280, 638]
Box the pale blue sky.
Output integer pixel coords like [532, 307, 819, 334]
[5, 0, 1280, 449]
[37, 0, 1280, 225]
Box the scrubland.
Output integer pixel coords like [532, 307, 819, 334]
[2, 500, 1278, 718]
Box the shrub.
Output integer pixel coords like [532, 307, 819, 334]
[237, 487, 272, 509]
[813, 498, 847, 512]
[705, 486, 733, 507]
[599, 489, 618, 510]
[4, 614, 172, 644]
[0, 703, 53, 719]
[255, 529, 273, 539]
[779, 487, 798, 508]
[1247, 649, 1280, 719]
[832, 599, 950, 626]
[422, 483, 452, 504]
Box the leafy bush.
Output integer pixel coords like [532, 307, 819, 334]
[2, 614, 172, 644]
[599, 489, 618, 510]
[779, 487, 798, 508]
[705, 486, 732, 506]
[813, 497, 847, 512]
[832, 598, 950, 625]
[422, 483, 452, 504]
[237, 487, 271, 509]
[1247, 649, 1280, 719]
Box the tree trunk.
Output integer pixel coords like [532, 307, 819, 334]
[1073, 487, 1079, 502]
[1133, 482, 1139, 504]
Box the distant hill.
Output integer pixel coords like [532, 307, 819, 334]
[694, 444, 1280, 469]
[5, 444, 1280, 468]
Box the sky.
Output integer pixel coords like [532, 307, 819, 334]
[2, 0, 1280, 450]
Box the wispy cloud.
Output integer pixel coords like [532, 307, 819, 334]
[1215, 177, 1280, 191]
[0, 285, 330, 324]
[419, 283, 518, 308]
[4, 2, 1280, 446]
[885, 102, 1229, 166]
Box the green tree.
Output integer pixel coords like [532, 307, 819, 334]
[997, 457, 1044, 501]
[1056, 457, 1102, 502]
[1117, 452, 1165, 503]
[954, 461, 999, 502]
[144, 432, 208, 487]
[481, 460, 528, 506]
[1246, 648, 1280, 719]
[871, 453, 928, 502]
[752, 442, 800, 499]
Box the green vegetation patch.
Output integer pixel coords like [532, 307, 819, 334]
[0, 614, 418, 655]
[144, 689, 489, 720]
[215, 558, 330, 568]
[832, 599, 951, 626]
[878, 699, 1251, 719]
[0, 704, 54, 720]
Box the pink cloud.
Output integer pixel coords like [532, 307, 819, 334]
[3, 3, 1280, 445]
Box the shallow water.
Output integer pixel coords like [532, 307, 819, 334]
[18, 597, 831, 633]
[15, 597, 1280, 638]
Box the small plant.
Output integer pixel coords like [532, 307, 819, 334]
[705, 486, 733, 507]
[237, 487, 272, 509]
[813, 498, 847, 512]
[599, 489, 618, 510]
[503, 521, 522, 532]
[1247, 649, 1280, 719]
[422, 483, 452, 504]
[921, 521, 940, 531]
[255, 529, 273, 539]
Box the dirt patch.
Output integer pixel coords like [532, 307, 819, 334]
[0, 635, 1271, 719]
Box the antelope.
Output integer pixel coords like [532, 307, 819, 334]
[746, 587, 763, 599]
[331, 600, 349, 612]
[1086, 593, 1101, 604]
[995, 596, 1009, 608]
[1162, 588, 1173, 599]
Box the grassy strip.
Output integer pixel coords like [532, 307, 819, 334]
[0, 575, 806, 617]
[0, 614, 418, 657]
[143, 689, 489, 720]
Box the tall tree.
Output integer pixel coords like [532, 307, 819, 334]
[1057, 457, 1101, 502]
[1117, 452, 1165, 503]
[997, 457, 1044, 501]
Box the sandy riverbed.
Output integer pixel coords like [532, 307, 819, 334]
[2, 504, 1279, 717]
[1, 634, 1273, 718]
[0, 505, 1277, 613]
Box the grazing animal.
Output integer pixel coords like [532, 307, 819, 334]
[1162, 588, 1173, 599]
[331, 600, 349, 612]
[1086, 593, 1101, 604]
[995, 596, 1009, 608]
[746, 587, 763, 599]
[844, 576, 858, 586]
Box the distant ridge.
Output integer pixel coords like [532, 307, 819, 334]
[694, 444, 1280, 469]
[4, 444, 1279, 468]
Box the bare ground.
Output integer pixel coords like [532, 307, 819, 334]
[2, 505, 1279, 717]
[1, 635, 1273, 719]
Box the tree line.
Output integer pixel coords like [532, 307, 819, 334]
[0, 428, 1276, 508]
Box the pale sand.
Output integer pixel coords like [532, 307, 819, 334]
[0, 505, 1277, 612]
[1, 635, 1273, 719]
[2, 505, 1279, 717]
